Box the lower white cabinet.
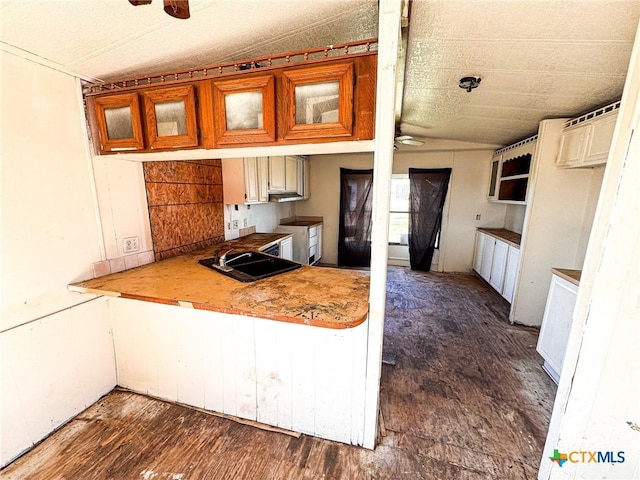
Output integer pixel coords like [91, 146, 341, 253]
[275, 222, 322, 265]
[536, 273, 579, 383]
[502, 246, 519, 303]
[479, 233, 495, 282]
[279, 236, 293, 261]
[489, 239, 508, 292]
[473, 230, 520, 303]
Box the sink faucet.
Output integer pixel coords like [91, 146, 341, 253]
[219, 250, 252, 267]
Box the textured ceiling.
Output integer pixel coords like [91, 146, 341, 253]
[400, 0, 640, 145]
[1, 0, 639, 147]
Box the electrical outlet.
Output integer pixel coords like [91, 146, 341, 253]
[232, 220, 239, 229]
[243, 218, 248, 227]
[123, 236, 140, 253]
[476, 214, 481, 221]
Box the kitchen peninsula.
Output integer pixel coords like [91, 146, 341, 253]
[69, 233, 371, 445]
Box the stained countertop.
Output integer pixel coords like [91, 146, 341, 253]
[69, 233, 369, 329]
[477, 228, 522, 247]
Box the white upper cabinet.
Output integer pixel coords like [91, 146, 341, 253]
[222, 157, 269, 205]
[556, 104, 619, 169]
[243, 157, 269, 204]
[268, 155, 301, 193]
[488, 136, 536, 205]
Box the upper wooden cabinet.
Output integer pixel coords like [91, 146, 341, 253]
[91, 93, 145, 152]
[87, 50, 377, 154]
[212, 75, 276, 145]
[141, 85, 198, 149]
[282, 63, 354, 140]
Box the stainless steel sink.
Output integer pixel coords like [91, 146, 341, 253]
[198, 251, 301, 282]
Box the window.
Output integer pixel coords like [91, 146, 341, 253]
[388, 173, 442, 249]
[389, 175, 409, 245]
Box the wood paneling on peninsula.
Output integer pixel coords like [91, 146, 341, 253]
[144, 160, 224, 260]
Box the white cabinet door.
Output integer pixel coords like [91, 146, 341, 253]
[489, 239, 508, 292]
[583, 111, 617, 166]
[243, 157, 260, 203]
[296, 157, 307, 197]
[316, 224, 322, 262]
[556, 124, 590, 168]
[502, 246, 519, 303]
[488, 155, 501, 201]
[279, 236, 293, 261]
[479, 235, 495, 282]
[285, 156, 298, 192]
[473, 231, 486, 273]
[268, 156, 287, 192]
[256, 156, 269, 202]
[536, 275, 579, 383]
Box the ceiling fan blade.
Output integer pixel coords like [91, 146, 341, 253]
[395, 135, 414, 142]
[164, 0, 190, 19]
[129, 0, 152, 5]
[399, 138, 425, 146]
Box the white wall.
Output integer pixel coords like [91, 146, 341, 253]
[91, 157, 154, 273]
[539, 19, 640, 479]
[223, 201, 293, 239]
[504, 204, 526, 234]
[0, 52, 117, 467]
[511, 119, 605, 327]
[296, 147, 505, 271]
[1, 300, 116, 466]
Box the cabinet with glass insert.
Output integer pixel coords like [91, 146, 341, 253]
[141, 84, 198, 149]
[211, 75, 275, 146]
[88, 84, 199, 153]
[282, 63, 354, 140]
[90, 92, 145, 152]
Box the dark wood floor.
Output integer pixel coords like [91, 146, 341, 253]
[1, 268, 556, 480]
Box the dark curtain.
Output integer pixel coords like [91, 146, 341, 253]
[338, 168, 373, 267]
[408, 168, 452, 271]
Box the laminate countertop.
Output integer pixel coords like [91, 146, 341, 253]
[551, 268, 581, 286]
[477, 228, 522, 247]
[69, 233, 369, 329]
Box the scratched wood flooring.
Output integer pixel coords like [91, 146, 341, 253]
[1, 268, 557, 480]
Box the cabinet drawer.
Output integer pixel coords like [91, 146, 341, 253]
[309, 233, 318, 248]
[309, 226, 318, 238]
[309, 244, 318, 263]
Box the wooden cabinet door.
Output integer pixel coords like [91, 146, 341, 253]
[489, 239, 508, 292]
[91, 93, 145, 152]
[142, 84, 198, 149]
[211, 75, 276, 146]
[282, 63, 354, 140]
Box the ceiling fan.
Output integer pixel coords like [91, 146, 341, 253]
[129, 0, 190, 20]
[395, 134, 425, 148]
